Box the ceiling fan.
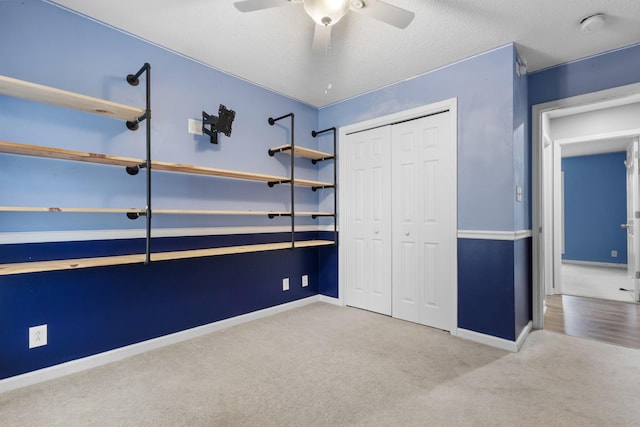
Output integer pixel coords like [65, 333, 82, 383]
[234, 0, 415, 52]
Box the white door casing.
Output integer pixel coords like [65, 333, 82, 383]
[625, 138, 640, 302]
[391, 112, 455, 330]
[542, 135, 554, 296]
[343, 125, 393, 315]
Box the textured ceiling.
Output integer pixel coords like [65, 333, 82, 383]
[49, 0, 640, 108]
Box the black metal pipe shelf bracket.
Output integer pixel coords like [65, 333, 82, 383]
[267, 179, 292, 188]
[311, 184, 335, 191]
[267, 146, 293, 157]
[267, 213, 293, 219]
[126, 62, 152, 263]
[125, 162, 147, 176]
[126, 211, 148, 220]
[125, 63, 151, 132]
[312, 126, 338, 245]
[311, 213, 336, 219]
[311, 155, 335, 165]
[268, 113, 295, 248]
[311, 127, 337, 165]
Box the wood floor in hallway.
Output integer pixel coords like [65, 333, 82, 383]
[544, 294, 640, 349]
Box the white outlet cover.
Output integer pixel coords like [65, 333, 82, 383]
[188, 118, 203, 135]
[282, 278, 289, 291]
[302, 275, 309, 287]
[29, 324, 47, 349]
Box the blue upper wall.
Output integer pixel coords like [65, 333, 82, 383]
[513, 51, 529, 231]
[0, 1, 321, 233]
[319, 45, 518, 232]
[528, 43, 640, 106]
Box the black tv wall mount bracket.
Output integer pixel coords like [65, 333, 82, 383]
[202, 104, 236, 144]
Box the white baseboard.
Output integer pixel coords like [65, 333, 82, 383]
[318, 295, 342, 306]
[0, 296, 322, 394]
[458, 321, 532, 353]
[515, 321, 533, 351]
[457, 229, 532, 241]
[562, 260, 626, 269]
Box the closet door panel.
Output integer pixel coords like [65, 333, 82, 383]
[344, 126, 392, 315]
[393, 112, 454, 330]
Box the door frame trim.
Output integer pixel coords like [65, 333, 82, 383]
[532, 83, 640, 329]
[337, 98, 458, 334]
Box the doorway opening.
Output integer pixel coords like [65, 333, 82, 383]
[533, 83, 640, 348]
[555, 137, 635, 303]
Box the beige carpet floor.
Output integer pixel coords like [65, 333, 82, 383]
[1, 302, 639, 426]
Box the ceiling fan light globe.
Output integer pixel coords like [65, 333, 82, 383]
[303, 0, 350, 27]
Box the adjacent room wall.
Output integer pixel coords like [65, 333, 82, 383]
[562, 152, 627, 265]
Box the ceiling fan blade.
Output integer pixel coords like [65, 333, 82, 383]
[352, 0, 415, 29]
[312, 24, 332, 53]
[234, 0, 289, 13]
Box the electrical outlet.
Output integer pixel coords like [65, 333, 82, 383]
[188, 118, 203, 135]
[29, 324, 47, 349]
[302, 274, 309, 287]
[611, 250, 618, 257]
[282, 278, 289, 291]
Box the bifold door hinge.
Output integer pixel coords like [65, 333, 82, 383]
[635, 271, 640, 279]
[636, 211, 640, 219]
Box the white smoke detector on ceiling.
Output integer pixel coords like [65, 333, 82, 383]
[580, 13, 606, 33]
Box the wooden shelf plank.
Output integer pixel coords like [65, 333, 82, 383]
[296, 211, 335, 216]
[153, 209, 284, 215]
[150, 240, 334, 262]
[0, 75, 145, 122]
[0, 254, 146, 276]
[0, 141, 143, 168]
[0, 240, 335, 276]
[0, 141, 333, 188]
[151, 160, 331, 187]
[0, 206, 145, 214]
[0, 206, 334, 217]
[291, 178, 334, 188]
[152, 210, 334, 216]
[151, 159, 285, 182]
[270, 144, 333, 161]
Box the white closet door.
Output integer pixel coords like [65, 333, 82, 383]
[344, 126, 392, 315]
[392, 112, 455, 330]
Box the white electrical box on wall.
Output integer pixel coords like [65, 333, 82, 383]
[188, 118, 203, 135]
[29, 324, 47, 349]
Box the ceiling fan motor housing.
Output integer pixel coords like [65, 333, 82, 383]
[304, 0, 351, 26]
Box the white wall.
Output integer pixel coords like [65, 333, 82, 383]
[551, 102, 640, 141]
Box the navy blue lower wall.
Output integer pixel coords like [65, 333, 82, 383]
[458, 238, 516, 341]
[318, 232, 338, 298]
[0, 232, 332, 380]
[514, 237, 532, 339]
